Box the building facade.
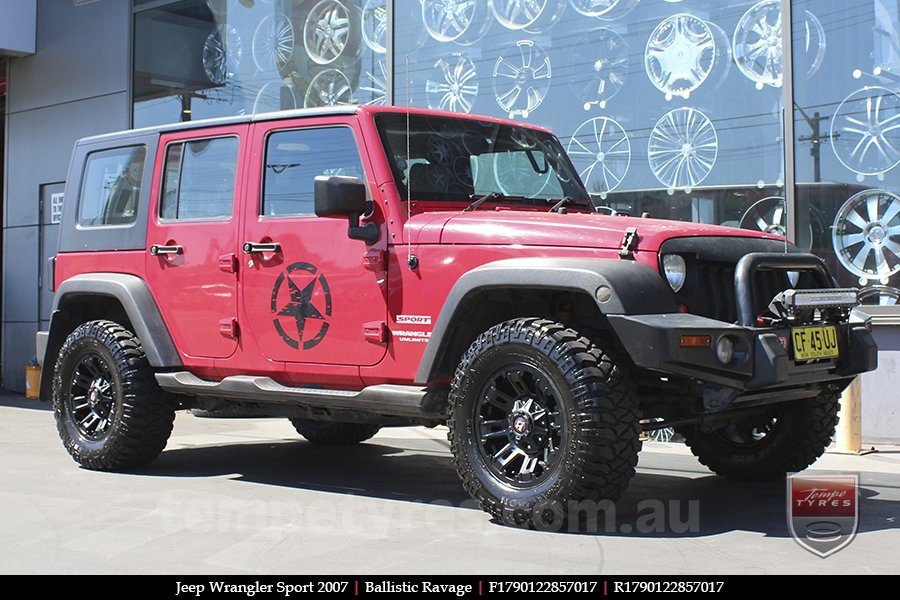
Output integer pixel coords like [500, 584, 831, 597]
[1, 0, 898, 441]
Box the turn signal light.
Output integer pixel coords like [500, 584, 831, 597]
[680, 335, 711, 348]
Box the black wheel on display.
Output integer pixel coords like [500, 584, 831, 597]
[52, 320, 176, 471]
[289, 419, 381, 445]
[448, 318, 642, 529]
[682, 390, 841, 480]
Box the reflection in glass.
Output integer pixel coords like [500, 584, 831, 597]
[645, 13, 716, 100]
[831, 188, 900, 281]
[567, 116, 631, 199]
[648, 107, 718, 192]
[493, 40, 552, 119]
[830, 86, 900, 179]
[426, 54, 479, 113]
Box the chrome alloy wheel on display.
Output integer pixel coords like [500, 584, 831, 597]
[859, 285, 900, 305]
[647, 107, 718, 193]
[567, 116, 631, 199]
[360, 60, 387, 105]
[421, 0, 491, 45]
[252, 13, 295, 73]
[252, 81, 298, 113]
[569, 28, 629, 111]
[202, 25, 243, 84]
[303, 0, 355, 65]
[645, 13, 716, 100]
[733, 0, 783, 89]
[830, 87, 900, 180]
[738, 196, 822, 252]
[489, 0, 566, 33]
[362, 0, 387, 53]
[493, 39, 552, 119]
[304, 68, 354, 107]
[832, 188, 900, 281]
[426, 54, 479, 113]
[568, 0, 638, 20]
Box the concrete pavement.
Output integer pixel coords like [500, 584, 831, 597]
[1, 393, 898, 575]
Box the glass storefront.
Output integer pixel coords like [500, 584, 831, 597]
[132, 0, 899, 309]
[792, 0, 900, 304]
[133, 0, 383, 125]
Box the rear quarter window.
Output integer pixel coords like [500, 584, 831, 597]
[78, 146, 146, 227]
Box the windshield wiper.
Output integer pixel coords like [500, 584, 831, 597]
[465, 191, 527, 212]
[548, 196, 594, 213]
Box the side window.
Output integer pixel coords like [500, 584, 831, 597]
[160, 136, 238, 221]
[262, 127, 365, 217]
[78, 146, 146, 227]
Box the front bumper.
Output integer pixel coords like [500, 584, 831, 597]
[608, 312, 877, 392]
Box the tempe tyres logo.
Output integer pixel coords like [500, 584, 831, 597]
[271, 262, 332, 350]
[787, 473, 859, 558]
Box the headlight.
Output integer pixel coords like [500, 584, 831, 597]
[662, 254, 686, 293]
[715, 336, 735, 365]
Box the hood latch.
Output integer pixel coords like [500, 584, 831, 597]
[619, 227, 639, 258]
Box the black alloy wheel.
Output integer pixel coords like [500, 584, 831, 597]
[474, 364, 566, 488]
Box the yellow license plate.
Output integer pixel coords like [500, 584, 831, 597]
[792, 325, 839, 361]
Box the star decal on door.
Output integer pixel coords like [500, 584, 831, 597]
[271, 262, 332, 350]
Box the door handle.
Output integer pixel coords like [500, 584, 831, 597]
[242, 242, 281, 254]
[150, 244, 183, 256]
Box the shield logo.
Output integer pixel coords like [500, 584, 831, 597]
[787, 473, 859, 558]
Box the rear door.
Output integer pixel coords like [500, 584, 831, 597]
[145, 125, 247, 359]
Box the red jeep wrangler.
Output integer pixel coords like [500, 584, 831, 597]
[38, 106, 877, 528]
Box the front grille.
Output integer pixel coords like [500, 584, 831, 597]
[658, 236, 826, 325]
[699, 262, 737, 323]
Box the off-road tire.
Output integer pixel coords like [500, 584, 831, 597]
[52, 320, 175, 471]
[682, 390, 841, 480]
[289, 419, 381, 445]
[448, 318, 642, 529]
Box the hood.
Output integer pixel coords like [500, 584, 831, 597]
[408, 209, 780, 252]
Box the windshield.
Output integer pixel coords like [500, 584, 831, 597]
[375, 113, 593, 206]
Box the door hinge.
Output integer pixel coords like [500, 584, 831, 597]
[619, 227, 639, 258]
[218, 253, 238, 273]
[218, 318, 239, 338]
[362, 248, 385, 271]
[363, 320, 388, 343]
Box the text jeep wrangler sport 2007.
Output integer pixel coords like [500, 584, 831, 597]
[38, 106, 877, 528]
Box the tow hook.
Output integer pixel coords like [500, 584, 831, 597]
[702, 384, 740, 413]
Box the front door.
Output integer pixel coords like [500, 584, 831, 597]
[240, 118, 387, 367]
[145, 126, 246, 359]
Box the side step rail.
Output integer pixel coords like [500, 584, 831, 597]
[156, 372, 446, 419]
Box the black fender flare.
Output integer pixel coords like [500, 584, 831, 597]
[39, 273, 182, 400]
[414, 257, 677, 384]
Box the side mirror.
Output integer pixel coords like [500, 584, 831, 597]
[314, 175, 379, 244]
